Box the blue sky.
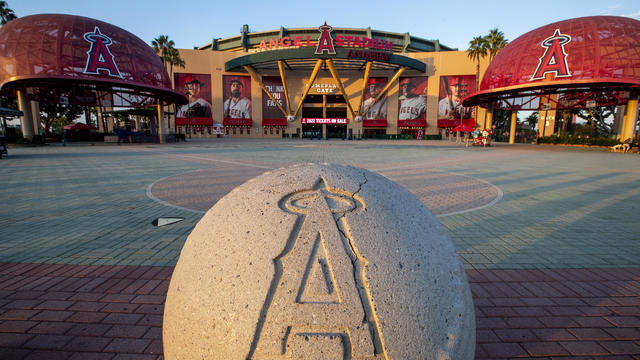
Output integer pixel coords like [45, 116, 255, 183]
[12, 1, 640, 51]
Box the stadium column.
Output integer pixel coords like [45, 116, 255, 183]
[31, 101, 41, 135]
[357, 62, 373, 117]
[323, 94, 327, 140]
[97, 107, 104, 132]
[620, 92, 638, 141]
[157, 103, 165, 144]
[17, 89, 34, 138]
[509, 110, 517, 144]
[484, 103, 493, 130]
[537, 110, 547, 137]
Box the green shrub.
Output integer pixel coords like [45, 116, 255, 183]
[537, 135, 620, 147]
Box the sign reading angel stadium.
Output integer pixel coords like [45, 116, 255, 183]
[258, 22, 393, 62]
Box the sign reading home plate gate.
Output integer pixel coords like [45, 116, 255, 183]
[163, 164, 475, 359]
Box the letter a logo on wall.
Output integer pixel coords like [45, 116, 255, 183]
[315, 22, 336, 55]
[83, 26, 123, 79]
[531, 29, 572, 81]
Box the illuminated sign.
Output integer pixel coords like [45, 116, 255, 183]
[258, 23, 393, 63]
[308, 81, 338, 94]
[301, 118, 348, 124]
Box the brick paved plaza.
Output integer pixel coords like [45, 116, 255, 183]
[1, 139, 639, 359]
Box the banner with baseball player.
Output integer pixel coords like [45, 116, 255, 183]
[223, 75, 252, 126]
[262, 76, 286, 126]
[397, 77, 427, 127]
[174, 73, 213, 126]
[362, 77, 388, 127]
[437, 75, 476, 128]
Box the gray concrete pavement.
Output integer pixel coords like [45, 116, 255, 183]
[1, 139, 638, 269]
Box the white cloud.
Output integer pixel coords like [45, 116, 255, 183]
[622, 10, 640, 19]
[594, 4, 622, 15]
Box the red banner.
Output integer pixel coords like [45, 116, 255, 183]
[398, 77, 427, 122]
[223, 75, 252, 122]
[176, 117, 213, 126]
[301, 118, 348, 124]
[262, 76, 285, 124]
[175, 73, 213, 124]
[263, 118, 287, 126]
[398, 120, 426, 127]
[363, 77, 388, 121]
[223, 118, 252, 126]
[438, 75, 475, 124]
[363, 119, 387, 127]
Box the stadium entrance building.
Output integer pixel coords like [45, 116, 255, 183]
[464, 16, 640, 144]
[173, 24, 488, 139]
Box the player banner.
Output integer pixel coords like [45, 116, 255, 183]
[397, 77, 427, 127]
[362, 77, 388, 127]
[223, 75, 252, 126]
[175, 73, 213, 126]
[437, 75, 476, 128]
[262, 76, 286, 126]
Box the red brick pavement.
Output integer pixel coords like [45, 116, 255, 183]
[1, 263, 639, 359]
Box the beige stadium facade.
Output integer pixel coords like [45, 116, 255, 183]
[171, 24, 489, 139]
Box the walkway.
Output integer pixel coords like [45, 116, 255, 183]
[1, 139, 639, 359]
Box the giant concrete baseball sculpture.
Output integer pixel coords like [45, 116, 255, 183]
[163, 163, 475, 359]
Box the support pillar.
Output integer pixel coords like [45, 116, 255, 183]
[84, 108, 91, 127]
[107, 116, 114, 132]
[322, 95, 327, 140]
[620, 95, 638, 142]
[509, 111, 517, 144]
[97, 108, 104, 132]
[30, 101, 41, 135]
[484, 104, 493, 130]
[17, 89, 35, 139]
[157, 104, 165, 144]
[613, 105, 625, 137]
[537, 110, 548, 138]
[539, 110, 556, 137]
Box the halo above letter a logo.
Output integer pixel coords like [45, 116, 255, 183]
[83, 26, 123, 79]
[530, 29, 572, 81]
[315, 22, 336, 55]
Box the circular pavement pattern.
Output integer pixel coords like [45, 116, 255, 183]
[150, 164, 501, 216]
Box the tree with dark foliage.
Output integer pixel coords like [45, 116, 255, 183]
[39, 100, 84, 135]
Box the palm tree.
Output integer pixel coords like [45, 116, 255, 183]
[467, 36, 488, 92]
[0, 1, 17, 25]
[151, 35, 185, 76]
[486, 28, 508, 61]
[151, 35, 174, 68]
[167, 47, 185, 75]
[153, 38, 186, 134]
